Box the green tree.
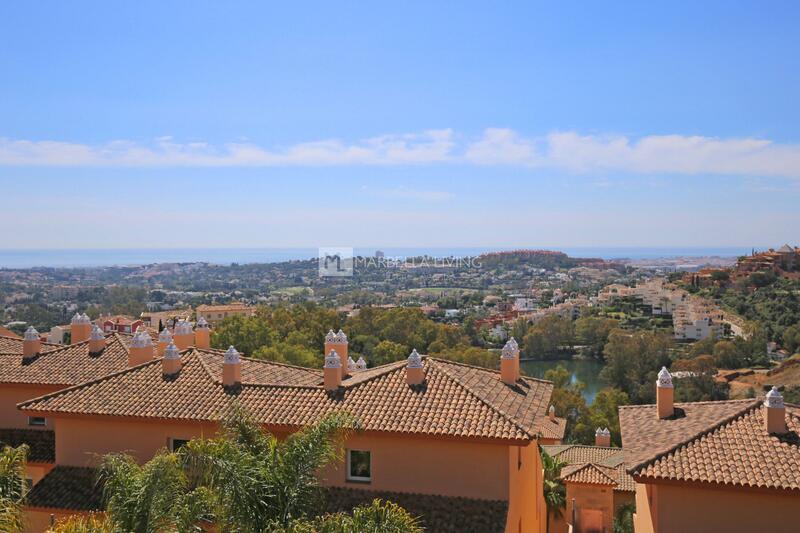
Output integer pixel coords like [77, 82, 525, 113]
[182, 405, 355, 531]
[0, 445, 28, 533]
[600, 330, 672, 403]
[574, 316, 619, 358]
[782, 324, 800, 354]
[712, 340, 741, 369]
[371, 340, 410, 367]
[541, 450, 567, 533]
[278, 500, 422, 533]
[99, 451, 212, 533]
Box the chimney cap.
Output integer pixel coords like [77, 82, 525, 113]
[355, 356, 367, 371]
[657, 366, 673, 388]
[174, 320, 193, 335]
[195, 316, 209, 329]
[130, 330, 152, 348]
[549, 405, 555, 415]
[325, 329, 337, 343]
[325, 349, 341, 368]
[765, 386, 784, 409]
[71, 313, 91, 325]
[24, 326, 39, 341]
[164, 342, 181, 360]
[335, 329, 348, 343]
[89, 324, 104, 341]
[501, 339, 519, 359]
[407, 349, 423, 368]
[158, 328, 173, 342]
[224, 346, 240, 365]
[347, 356, 357, 372]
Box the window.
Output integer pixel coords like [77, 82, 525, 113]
[170, 438, 190, 452]
[28, 416, 46, 427]
[347, 450, 371, 482]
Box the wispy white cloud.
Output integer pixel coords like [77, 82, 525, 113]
[2, 128, 800, 178]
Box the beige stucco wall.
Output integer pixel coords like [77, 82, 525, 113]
[0, 384, 61, 429]
[634, 481, 800, 532]
[506, 442, 546, 533]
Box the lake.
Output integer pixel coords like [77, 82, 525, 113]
[521, 358, 605, 404]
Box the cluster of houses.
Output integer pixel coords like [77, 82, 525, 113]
[594, 278, 745, 340]
[2, 312, 800, 532]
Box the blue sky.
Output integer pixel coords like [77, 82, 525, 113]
[1, 1, 798, 249]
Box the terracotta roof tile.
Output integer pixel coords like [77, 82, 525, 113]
[323, 486, 508, 533]
[0, 428, 54, 463]
[627, 402, 800, 491]
[0, 333, 136, 386]
[20, 352, 555, 443]
[541, 444, 634, 492]
[561, 463, 618, 486]
[0, 335, 60, 355]
[25, 466, 102, 511]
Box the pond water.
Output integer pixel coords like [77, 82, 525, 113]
[520, 358, 605, 404]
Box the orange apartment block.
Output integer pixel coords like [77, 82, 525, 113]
[620, 367, 800, 532]
[17, 333, 565, 533]
[0, 314, 165, 488]
[195, 302, 256, 326]
[542, 430, 635, 533]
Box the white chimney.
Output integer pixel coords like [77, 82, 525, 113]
[222, 345, 242, 387]
[765, 386, 787, 435]
[500, 338, 520, 385]
[88, 324, 106, 354]
[347, 356, 357, 373]
[657, 366, 674, 419]
[23, 326, 41, 359]
[548, 405, 556, 422]
[324, 349, 342, 391]
[406, 348, 424, 386]
[162, 341, 182, 376]
[355, 356, 367, 372]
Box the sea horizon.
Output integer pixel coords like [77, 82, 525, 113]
[0, 246, 758, 269]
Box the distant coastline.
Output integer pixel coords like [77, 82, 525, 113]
[0, 246, 755, 269]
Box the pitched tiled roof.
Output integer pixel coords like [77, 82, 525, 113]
[542, 444, 634, 492]
[25, 466, 103, 511]
[20, 351, 556, 443]
[0, 335, 60, 355]
[619, 398, 758, 471]
[0, 428, 54, 463]
[561, 463, 618, 486]
[623, 400, 800, 491]
[323, 486, 508, 533]
[0, 333, 136, 386]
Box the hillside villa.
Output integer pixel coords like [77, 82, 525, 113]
[16, 331, 565, 532]
[620, 367, 800, 532]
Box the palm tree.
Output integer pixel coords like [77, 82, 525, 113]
[541, 449, 567, 533]
[98, 450, 212, 533]
[0, 444, 28, 533]
[278, 499, 422, 532]
[181, 403, 355, 532]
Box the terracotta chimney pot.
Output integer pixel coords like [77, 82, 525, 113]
[595, 427, 611, 447]
[162, 341, 182, 376]
[222, 346, 242, 387]
[656, 367, 674, 419]
[157, 328, 173, 357]
[71, 313, 92, 344]
[324, 349, 342, 390]
[406, 349, 424, 386]
[500, 338, 520, 385]
[325, 330, 349, 380]
[194, 316, 210, 350]
[23, 326, 41, 359]
[88, 324, 106, 354]
[173, 320, 194, 350]
[128, 329, 154, 367]
[765, 386, 787, 435]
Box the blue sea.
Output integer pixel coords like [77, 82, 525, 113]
[0, 247, 753, 269]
